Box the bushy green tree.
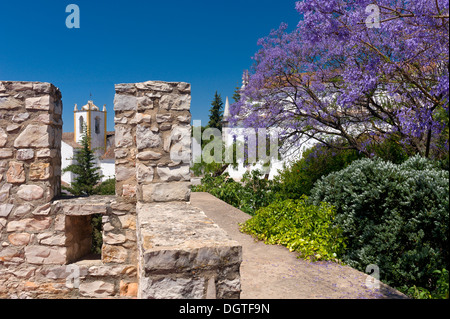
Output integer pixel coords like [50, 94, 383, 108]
[274, 142, 364, 199]
[207, 91, 223, 130]
[310, 156, 449, 290]
[62, 125, 103, 196]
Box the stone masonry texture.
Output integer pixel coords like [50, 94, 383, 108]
[113, 81, 192, 203]
[0, 80, 242, 299]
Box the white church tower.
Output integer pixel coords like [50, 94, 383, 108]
[73, 100, 107, 156]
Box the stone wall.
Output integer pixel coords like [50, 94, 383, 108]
[113, 81, 242, 299]
[0, 81, 65, 298]
[0, 82, 137, 298]
[136, 202, 242, 299]
[113, 81, 192, 203]
[0, 80, 241, 299]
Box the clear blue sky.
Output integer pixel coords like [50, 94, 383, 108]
[0, 0, 301, 132]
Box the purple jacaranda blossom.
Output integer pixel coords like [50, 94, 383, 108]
[231, 0, 449, 158]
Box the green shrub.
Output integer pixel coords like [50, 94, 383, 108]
[240, 196, 347, 261]
[310, 155, 449, 290]
[273, 135, 413, 201]
[192, 170, 276, 215]
[366, 133, 412, 164]
[90, 213, 103, 255]
[95, 178, 116, 195]
[399, 268, 449, 299]
[273, 143, 364, 200]
[192, 173, 244, 209]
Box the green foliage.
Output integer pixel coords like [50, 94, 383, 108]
[240, 196, 346, 261]
[273, 136, 413, 201]
[192, 170, 276, 215]
[95, 178, 116, 195]
[207, 91, 223, 130]
[191, 140, 234, 177]
[399, 269, 449, 299]
[366, 133, 412, 164]
[90, 214, 103, 255]
[232, 84, 241, 103]
[310, 155, 449, 290]
[273, 143, 364, 199]
[62, 125, 103, 196]
[432, 268, 450, 299]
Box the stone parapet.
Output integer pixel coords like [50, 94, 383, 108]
[136, 202, 242, 299]
[1, 81, 64, 298]
[1, 80, 242, 299]
[113, 81, 192, 202]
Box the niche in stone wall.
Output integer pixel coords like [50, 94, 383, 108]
[59, 197, 111, 264]
[65, 214, 94, 264]
[64, 212, 104, 264]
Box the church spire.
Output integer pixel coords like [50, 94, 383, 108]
[223, 96, 230, 119]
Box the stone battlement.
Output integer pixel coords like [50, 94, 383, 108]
[0, 80, 242, 299]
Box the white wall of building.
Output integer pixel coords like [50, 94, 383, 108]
[99, 160, 115, 182]
[61, 141, 75, 185]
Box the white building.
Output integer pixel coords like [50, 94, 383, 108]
[61, 100, 115, 186]
[219, 71, 315, 180]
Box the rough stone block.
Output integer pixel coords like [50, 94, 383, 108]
[140, 277, 205, 299]
[29, 162, 52, 180]
[24, 245, 66, 265]
[114, 94, 137, 112]
[0, 184, 12, 202]
[156, 164, 190, 182]
[120, 280, 138, 297]
[115, 126, 133, 148]
[136, 163, 154, 183]
[14, 125, 55, 148]
[136, 125, 161, 150]
[6, 217, 52, 232]
[160, 94, 191, 111]
[6, 161, 25, 184]
[12, 112, 30, 123]
[0, 149, 13, 159]
[136, 81, 172, 92]
[0, 128, 7, 147]
[16, 149, 34, 161]
[8, 233, 32, 246]
[116, 165, 135, 182]
[0, 204, 14, 218]
[137, 150, 162, 161]
[141, 182, 190, 202]
[25, 95, 53, 111]
[79, 280, 115, 298]
[16, 185, 45, 201]
[0, 97, 22, 110]
[102, 245, 128, 263]
[10, 82, 33, 91]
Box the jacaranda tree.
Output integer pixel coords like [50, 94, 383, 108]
[231, 0, 449, 159]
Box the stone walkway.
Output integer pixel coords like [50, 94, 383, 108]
[190, 192, 407, 299]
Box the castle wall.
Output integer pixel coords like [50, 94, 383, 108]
[0, 80, 242, 299]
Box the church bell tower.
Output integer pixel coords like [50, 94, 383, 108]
[74, 100, 107, 156]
